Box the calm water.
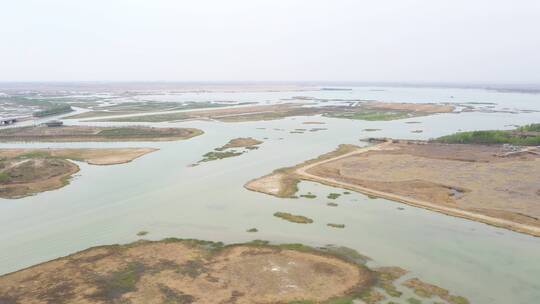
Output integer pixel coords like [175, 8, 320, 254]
[1, 86, 540, 304]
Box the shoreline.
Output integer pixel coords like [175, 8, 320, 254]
[0, 148, 158, 199]
[246, 142, 540, 237]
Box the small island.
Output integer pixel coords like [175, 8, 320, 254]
[274, 211, 314, 224]
[0, 238, 469, 304]
[197, 137, 262, 163]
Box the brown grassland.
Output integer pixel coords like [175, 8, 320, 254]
[245, 140, 540, 236]
[0, 239, 469, 304]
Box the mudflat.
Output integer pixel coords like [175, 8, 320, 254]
[0, 125, 203, 142]
[0, 148, 157, 199]
[246, 141, 540, 236]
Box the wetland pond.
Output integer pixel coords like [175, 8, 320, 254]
[1, 86, 540, 303]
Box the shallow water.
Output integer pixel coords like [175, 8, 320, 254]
[1, 86, 540, 304]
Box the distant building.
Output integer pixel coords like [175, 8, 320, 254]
[44, 120, 63, 127]
[0, 118, 18, 125]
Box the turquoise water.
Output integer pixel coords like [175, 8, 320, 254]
[0, 86, 539, 303]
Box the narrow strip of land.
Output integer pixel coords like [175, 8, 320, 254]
[0, 125, 203, 142]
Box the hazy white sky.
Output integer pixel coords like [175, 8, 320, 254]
[1, 0, 539, 83]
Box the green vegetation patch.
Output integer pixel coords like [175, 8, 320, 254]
[359, 289, 386, 304]
[17, 150, 52, 159]
[199, 151, 244, 162]
[177, 260, 208, 278]
[247, 239, 270, 246]
[158, 284, 195, 304]
[325, 297, 354, 304]
[33, 105, 73, 117]
[327, 223, 345, 229]
[160, 238, 225, 255]
[97, 127, 179, 137]
[246, 228, 258, 233]
[447, 295, 470, 304]
[319, 245, 370, 265]
[377, 279, 402, 298]
[273, 212, 314, 224]
[327, 193, 341, 200]
[92, 262, 146, 300]
[136, 231, 148, 237]
[402, 278, 470, 304]
[197, 138, 263, 164]
[0, 172, 9, 183]
[518, 123, 540, 132]
[374, 268, 408, 298]
[300, 192, 317, 199]
[436, 126, 540, 146]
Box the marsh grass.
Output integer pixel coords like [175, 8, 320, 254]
[518, 123, 540, 132]
[327, 193, 341, 200]
[327, 223, 345, 229]
[177, 260, 207, 278]
[200, 151, 244, 162]
[158, 284, 195, 304]
[92, 262, 145, 300]
[273, 212, 314, 224]
[0, 172, 10, 183]
[300, 192, 317, 199]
